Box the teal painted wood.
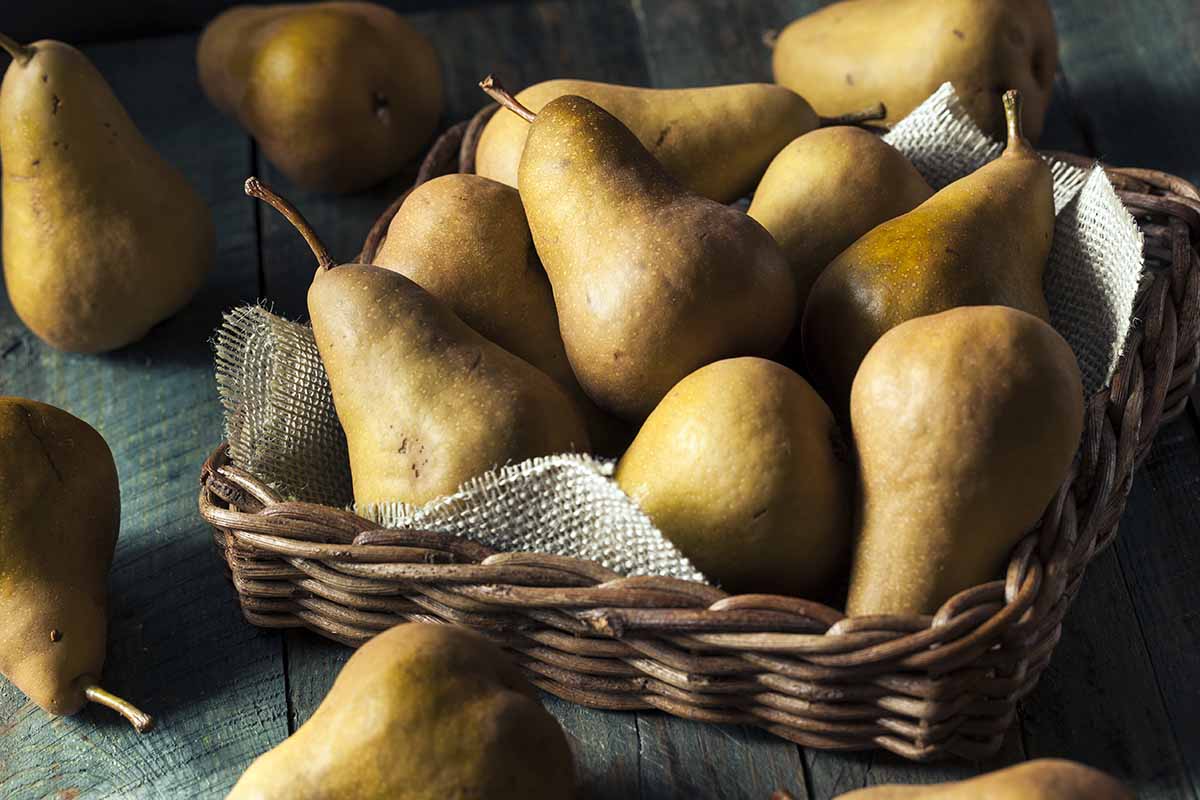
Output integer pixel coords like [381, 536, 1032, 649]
[0, 34, 284, 799]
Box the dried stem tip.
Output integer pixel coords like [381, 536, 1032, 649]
[244, 176, 336, 270]
[84, 685, 154, 733]
[1002, 89, 1024, 147]
[0, 33, 33, 65]
[818, 101, 888, 128]
[479, 75, 537, 123]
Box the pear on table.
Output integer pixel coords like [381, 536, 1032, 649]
[0, 397, 152, 732]
[0, 33, 213, 353]
[226, 623, 576, 799]
[834, 759, 1132, 799]
[481, 75, 797, 421]
[803, 89, 1055, 414]
[245, 177, 590, 507]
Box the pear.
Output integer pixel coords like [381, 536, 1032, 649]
[615, 358, 852, 598]
[748, 127, 933, 342]
[227, 623, 576, 799]
[834, 759, 1132, 799]
[803, 90, 1053, 414]
[481, 76, 796, 421]
[245, 178, 589, 506]
[371, 173, 631, 454]
[773, 0, 1057, 142]
[0, 35, 214, 353]
[0, 397, 152, 731]
[475, 79, 829, 203]
[198, 2, 443, 193]
[846, 306, 1083, 616]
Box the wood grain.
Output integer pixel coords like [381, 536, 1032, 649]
[0, 34, 284, 798]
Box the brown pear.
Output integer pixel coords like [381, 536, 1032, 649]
[846, 307, 1083, 616]
[245, 178, 589, 507]
[0, 397, 152, 731]
[773, 0, 1057, 141]
[834, 759, 1132, 799]
[803, 90, 1054, 415]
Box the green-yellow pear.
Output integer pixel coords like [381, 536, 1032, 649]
[0, 397, 152, 731]
[0, 35, 214, 353]
[371, 173, 631, 454]
[803, 91, 1053, 415]
[834, 759, 1132, 799]
[227, 623, 576, 799]
[245, 178, 589, 506]
[773, 0, 1057, 141]
[482, 77, 796, 421]
[198, 2, 443, 193]
[615, 358, 852, 598]
[475, 79, 823, 203]
[748, 127, 933, 340]
[846, 307, 1083, 616]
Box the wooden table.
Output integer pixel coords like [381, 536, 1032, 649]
[1, 1, 1197, 798]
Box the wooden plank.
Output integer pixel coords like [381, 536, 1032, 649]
[544, 696, 642, 800]
[0, 34, 285, 798]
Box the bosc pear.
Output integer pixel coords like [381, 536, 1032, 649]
[748, 126, 933, 345]
[773, 0, 1057, 142]
[198, 2, 443, 193]
[245, 178, 589, 506]
[833, 759, 1132, 799]
[846, 307, 1083, 616]
[227, 623, 576, 799]
[0, 35, 214, 353]
[370, 173, 630, 454]
[0, 397, 152, 731]
[481, 76, 796, 421]
[803, 90, 1053, 414]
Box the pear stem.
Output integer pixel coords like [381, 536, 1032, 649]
[0, 33, 33, 65]
[479, 75, 536, 124]
[1002, 89, 1024, 148]
[818, 102, 888, 127]
[244, 177, 336, 271]
[84, 685, 154, 733]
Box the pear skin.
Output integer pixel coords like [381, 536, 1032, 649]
[0, 35, 214, 353]
[773, 0, 1057, 141]
[803, 90, 1053, 415]
[475, 79, 819, 203]
[834, 759, 1133, 799]
[227, 623, 576, 799]
[846, 307, 1083, 616]
[0, 397, 152, 731]
[372, 173, 631, 455]
[198, 2, 443, 193]
[482, 78, 796, 421]
[748, 126, 933, 354]
[616, 358, 852, 598]
[246, 178, 589, 506]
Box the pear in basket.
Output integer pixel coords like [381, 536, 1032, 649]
[244, 178, 589, 507]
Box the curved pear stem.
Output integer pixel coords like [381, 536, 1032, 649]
[84, 684, 154, 733]
[244, 177, 336, 271]
[1002, 89, 1025, 149]
[480, 75, 536, 124]
[0, 33, 33, 65]
[818, 102, 888, 128]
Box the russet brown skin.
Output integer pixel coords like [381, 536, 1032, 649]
[372, 174, 631, 455]
[615, 358, 853, 598]
[833, 758, 1133, 799]
[802, 91, 1053, 416]
[773, 0, 1057, 142]
[0, 400, 118, 716]
[498, 87, 796, 422]
[0, 36, 214, 353]
[198, 2, 443, 193]
[748, 126, 933, 363]
[475, 79, 820, 204]
[226, 623, 577, 800]
[846, 307, 1083, 616]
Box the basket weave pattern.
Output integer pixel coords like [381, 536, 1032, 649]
[201, 111, 1200, 762]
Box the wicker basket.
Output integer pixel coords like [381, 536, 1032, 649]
[200, 107, 1200, 762]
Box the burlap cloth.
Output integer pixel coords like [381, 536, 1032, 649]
[213, 83, 1144, 583]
